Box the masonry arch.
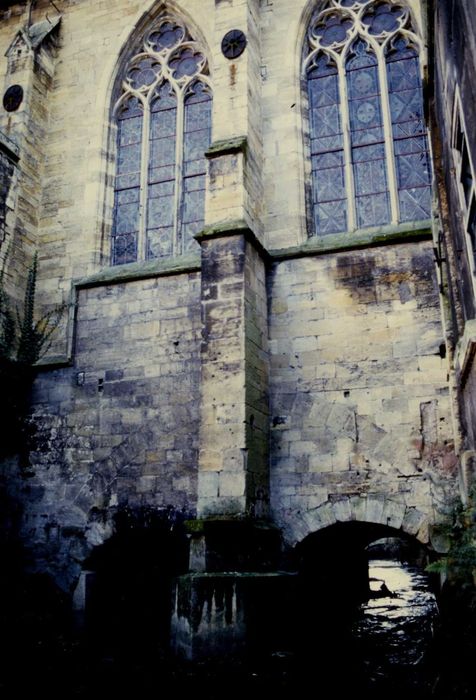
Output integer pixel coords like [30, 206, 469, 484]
[295, 518, 433, 601]
[293, 517, 438, 687]
[281, 495, 433, 551]
[297, 0, 426, 57]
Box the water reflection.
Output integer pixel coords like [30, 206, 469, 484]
[352, 558, 438, 694]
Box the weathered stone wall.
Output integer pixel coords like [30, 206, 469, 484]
[433, 0, 476, 323]
[244, 240, 269, 516]
[0, 1, 58, 306]
[0, 146, 15, 246]
[198, 234, 249, 517]
[0, 0, 462, 598]
[432, 0, 476, 491]
[10, 270, 201, 590]
[268, 241, 456, 546]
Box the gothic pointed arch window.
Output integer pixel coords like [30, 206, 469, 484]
[111, 15, 212, 265]
[303, 0, 431, 236]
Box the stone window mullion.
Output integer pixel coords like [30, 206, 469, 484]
[138, 101, 151, 262]
[173, 91, 185, 257]
[337, 54, 357, 232]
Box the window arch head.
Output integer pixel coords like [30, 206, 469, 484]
[111, 14, 212, 266]
[303, 0, 431, 236]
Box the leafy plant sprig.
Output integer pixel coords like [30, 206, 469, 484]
[0, 250, 63, 365]
[427, 486, 476, 587]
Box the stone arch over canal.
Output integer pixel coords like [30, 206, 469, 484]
[294, 518, 439, 694]
[279, 495, 435, 552]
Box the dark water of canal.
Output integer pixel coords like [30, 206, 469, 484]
[2, 558, 473, 699]
[350, 558, 439, 697]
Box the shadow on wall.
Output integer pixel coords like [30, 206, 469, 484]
[0, 502, 191, 691]
[81, 506, 191, 659]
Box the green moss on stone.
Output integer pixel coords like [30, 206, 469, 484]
[184, 519, 206, 535]
[75, 253, 201, 290]
[205, 136, 247, 157]
[270, 220, 433, 260]
[195, 219, 249, 241]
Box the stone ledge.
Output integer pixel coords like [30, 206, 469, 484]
[195, 219, 269, 262]
[74, 253, 201, 289]
[205, 135, 247, 158]
[35, 354, 72, 370]
[455, 319, 476, 387]
[269, 219, 433, 260]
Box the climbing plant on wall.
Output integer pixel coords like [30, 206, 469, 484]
[0, 251, 63, 458]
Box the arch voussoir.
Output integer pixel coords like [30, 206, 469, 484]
[281, 496, 433, 551]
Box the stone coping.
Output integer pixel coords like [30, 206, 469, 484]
[195, 219, 269, 260]
[269, 219, 432, 260]
[205, 135, 247, 158]
[74, 253, 201, 289]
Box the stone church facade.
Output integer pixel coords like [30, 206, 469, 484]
[0, 0, 474, 655]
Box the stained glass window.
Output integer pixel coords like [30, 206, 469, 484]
[304, 0, 431, 235]
[386, 37, 432, 221]
[112, 15, 211, 265]
[182, 82, 212, 252]
[112, 96, 142, 265]
[347, 39, 390, 228]
[308, 54, 347, 234]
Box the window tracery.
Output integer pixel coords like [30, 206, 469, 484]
[304, 0, 431, 235]
[112, 16, 211, 265]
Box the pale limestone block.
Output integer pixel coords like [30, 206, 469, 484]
[219, 471, 246, 498]
[136, 476, 157, 494]
[308, 453, 334, 472]
[365, 495, 386, 524]
[404, 478, 432, 508]
[418, 355, 445, 372]
[333, 498, 353, 522]
[382, 499, 406, 529]
[299, 482, 327, 497]
[402, 507, 427, 536]
[350, 495, 367, 521]
[416, 519, 430, 545]
[302, 507, 323, 533]
[305, 490, 330, 510]
[198, 450, 224, 472]
[198, 472, 220, 499]
[319, 501, 338, 527]
[293, 336, 319, 352]
[285, 515, 311, 547]
[289, 440, 317, 457]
